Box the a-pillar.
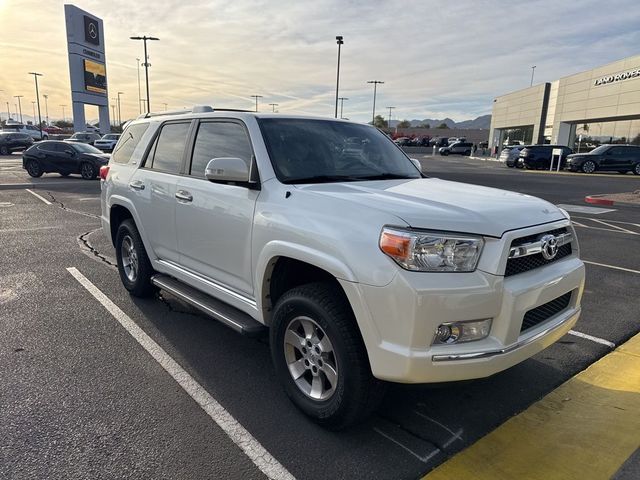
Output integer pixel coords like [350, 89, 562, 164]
[98, 105, 110, 135]
[72, 101, 85, 133]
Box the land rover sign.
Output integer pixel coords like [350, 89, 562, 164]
[594, 68, 640, 86]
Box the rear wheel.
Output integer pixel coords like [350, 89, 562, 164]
[26, 160, 43, 177]
[581, 160, 596, 174]
[80, 162, 96, 180]
[270, 282, 385, 430]
[633, 163, 640, 175]
[115, 219, 156, 297]
[464, 150, 471, 156]
[0, 146, 9, 155]
[441, 151, 449, 156]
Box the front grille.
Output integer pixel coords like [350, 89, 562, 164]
[521, 291, 573, 332]
[505, 227, 571, 277]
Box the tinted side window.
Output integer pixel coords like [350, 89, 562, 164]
[190, 122, 252, 177]
[112, 123, 149, 164]
[150, 122, 190, 173]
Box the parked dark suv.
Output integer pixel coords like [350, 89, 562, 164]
[0, 132, 33, 155]
[565, 145, 640, 174]
[519, 145, 573, 169]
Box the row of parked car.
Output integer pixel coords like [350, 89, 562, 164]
[0, 130, 121, 156]
[500, 144, 640, 175]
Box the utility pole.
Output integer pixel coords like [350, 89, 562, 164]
[367, 80, 384, 125]
[334, 35, 344, 118]
[14, 96, 24, 123]
[251, 95, 263, 112]
[136, 57, 142, 114]
[386, 106, 395, 129]
[530, 65, 536, 87]
[28, 72, 43, 137]
[269, 103, 278, 112]
[338, 97, 348, 119]
[130, 36, 160, 113]
[43, 94, 49, 125]
[117, 91, 123, 126]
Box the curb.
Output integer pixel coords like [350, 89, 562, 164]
[585, 195, 616, 206]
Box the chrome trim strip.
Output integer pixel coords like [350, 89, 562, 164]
[509, 232, 573, 259]
[157, 259, 257, 309]
[432, 308, 579, 362]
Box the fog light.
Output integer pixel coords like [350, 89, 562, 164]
[433, 319, 492, 345]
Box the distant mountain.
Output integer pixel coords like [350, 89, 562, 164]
[390, 114, 491, 130]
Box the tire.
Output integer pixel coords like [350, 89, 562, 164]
[441, 151, 449, 156]
[115, 219, 156, 297]
[0, 146, 8, 155]
[80, 162, 97, 180]
[464, 150, 471, 156]
[633, 163, 640, 176]
[581, 160, 596, 174]
[26, 160, 43, 177]
[270, 282, 385, 430]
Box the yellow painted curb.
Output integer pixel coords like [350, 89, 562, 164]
[424, 332, 640, 480]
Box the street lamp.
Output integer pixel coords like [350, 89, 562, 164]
[31, 101, 36, 122]
[162, 102, 168, 111]
[117, 91, 124, 126]
[530, 65, 536, 87]
[136, 57, 142, 114]
[43, 94, 49, 125]
[110, 102, 117, 126]
[130, 36, 159, 113]
[338, 97, 348, 119]
[251, 95, 263, 112]
[367, 80, 384, 125]
[334, 35, 344, 118]
[60, 104, 67, 123]
[269, 103, 278, 112]
[28, 72, 44, 137]
[14, 96, 24, 123]
[386, 106, 396, 129]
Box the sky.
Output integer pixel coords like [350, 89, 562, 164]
[1, 0, 640, 125]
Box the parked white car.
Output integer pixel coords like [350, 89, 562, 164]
[94, 134, 121, 152]
[2, 123, 48, 141]
[500, 145, 525, 167]
[101, 107, 585, 428]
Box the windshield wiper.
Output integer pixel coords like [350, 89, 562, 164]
[283, 175, 363, 184]
[355, 173, 418, 180]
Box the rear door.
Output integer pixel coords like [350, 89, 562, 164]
[602, 146, 626, 169]
[175, 119, 259, 296]
[127, 121, 192, 263]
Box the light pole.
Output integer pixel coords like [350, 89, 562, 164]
[117, 91, 123, 126]
[386, 106, 395, 129]
[162, 102, 168, 111]
[5, 102, 9, 122]
[43, 94, 49, 125]
[60, 104, 67, 123]
[14, 96, 24, 123]
[110, 102, 117, 126]
[31, 101, 36, 122]
[28, 72, 43, 137]
[269, 103, 278, 112]
[130, 36, 159, 113]
[251, 95, 263, 112]
[367, 80, 384, 125]
[136, 57, 142, 114]
[338, 97, 348, 119]
[334, 35, 343, 118]
[530, 65, 536, 87]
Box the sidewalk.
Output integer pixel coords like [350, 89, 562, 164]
[424, 332, 640, 480]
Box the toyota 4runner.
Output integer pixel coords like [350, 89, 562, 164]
[100, 106, 585, 429]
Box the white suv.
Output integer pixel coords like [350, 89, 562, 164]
[100, 106, 585, 428]
[2, 123, 48, 141]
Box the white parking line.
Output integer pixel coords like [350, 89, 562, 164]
[589, 218, 638, 235]
[373, 427, 440, 463]
[25, 188, 52, 205]
[568, 330, 616, 348]
[66, 267, 294, 480]
[584, 260, 640, 275]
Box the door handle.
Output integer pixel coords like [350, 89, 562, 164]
[175, 190, 193, 202]
[129, 181, 145, 190]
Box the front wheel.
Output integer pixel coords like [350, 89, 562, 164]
[441, 151, 449, 156]
[633, 163, 640, 175]
[80, 162, 97, 180]
[464, 150, 471, 156]
[581, 160, 596, 174]
[270, 283, 385, 430]
[115, 219, 156, 297]
[26, 160, 43, 177]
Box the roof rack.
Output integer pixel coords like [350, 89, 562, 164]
[136, 105, 252, 120]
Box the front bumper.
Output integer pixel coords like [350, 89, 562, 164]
[343, 247, 585, 384]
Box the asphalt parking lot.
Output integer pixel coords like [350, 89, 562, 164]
[1, 151, 638, 479]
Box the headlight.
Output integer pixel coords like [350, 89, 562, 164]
[379, 227, 484, 272]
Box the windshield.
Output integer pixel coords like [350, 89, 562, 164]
[258, 118, 422, 184]
[70, 142, 102, 153]
[588, 145, 609, 155]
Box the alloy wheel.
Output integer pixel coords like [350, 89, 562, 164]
[120, 235, 139, 282]
[582, 161, 596, 173]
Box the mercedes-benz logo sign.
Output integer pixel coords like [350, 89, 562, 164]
[89, 23, 97, 39]
[540, 234, 559, 260]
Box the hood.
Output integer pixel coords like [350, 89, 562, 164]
[295, 178, 565, 237]
[84, 152, 110, 161]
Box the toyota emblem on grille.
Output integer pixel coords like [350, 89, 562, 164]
[540, 234, 559, 260]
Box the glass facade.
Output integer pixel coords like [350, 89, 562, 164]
[572, 119, 640, 152]
[502, 125, 534, 145]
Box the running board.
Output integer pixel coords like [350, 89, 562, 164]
[151, 274, 266, 337]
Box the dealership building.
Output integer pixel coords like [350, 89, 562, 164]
[489, 54, 640, 150]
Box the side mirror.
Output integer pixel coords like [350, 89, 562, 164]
[205, 157, 250, 183]
[410, 158, 422, 171]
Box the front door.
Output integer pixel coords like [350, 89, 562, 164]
[175, 120, 258, 296]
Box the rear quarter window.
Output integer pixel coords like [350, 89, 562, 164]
[111, 123, 150, 164]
